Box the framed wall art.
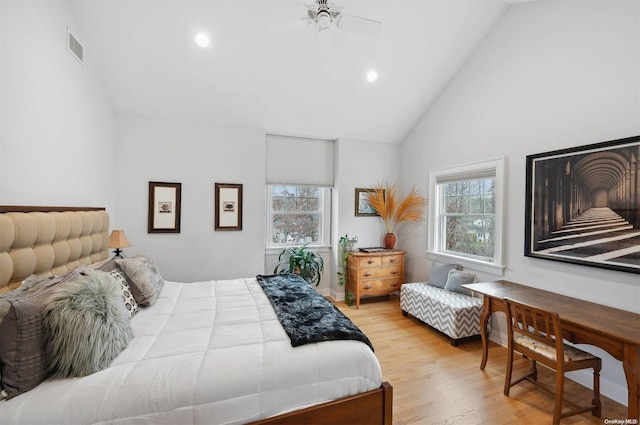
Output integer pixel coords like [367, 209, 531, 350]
[524, 135, 639, 274]
[148, 181, 181, 233]
[215, 183, 243, 231]
[355, 188, 380, 217]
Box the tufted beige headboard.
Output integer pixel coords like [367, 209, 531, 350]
[0, 206, 109, 293]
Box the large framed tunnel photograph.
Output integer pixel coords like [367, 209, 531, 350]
[525, 136, 640, 274]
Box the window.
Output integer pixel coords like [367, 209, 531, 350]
[428, 157, 506, 275]
[267, 185, 331, 248]
[265, 134, 334, 250]
[440, 179, 495, 261]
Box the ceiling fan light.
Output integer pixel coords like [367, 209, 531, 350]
[316, 10, 331, 31]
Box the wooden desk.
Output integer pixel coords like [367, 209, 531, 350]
[462, 280, 640, 420]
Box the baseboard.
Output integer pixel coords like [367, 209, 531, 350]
[317, 287, 330, 297]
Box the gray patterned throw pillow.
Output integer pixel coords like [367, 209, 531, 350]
[0, 269, 84, 399]
[115, 255, 164, 306]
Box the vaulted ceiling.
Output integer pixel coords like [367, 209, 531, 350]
[70, 0, 521, 143]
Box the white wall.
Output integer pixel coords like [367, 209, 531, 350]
[399, 0, 640, 405]
[332, 139, 401, 299]
[115, 114, 266, 282]
[0, 0, 116, 211]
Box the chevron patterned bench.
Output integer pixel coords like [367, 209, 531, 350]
[400, 282, 485, 346]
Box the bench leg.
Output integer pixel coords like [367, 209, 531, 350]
[401, 310, 408, 317]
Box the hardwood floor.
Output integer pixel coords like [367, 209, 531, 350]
[336, 294, 628, 425]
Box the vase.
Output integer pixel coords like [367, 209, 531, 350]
[384, 233, 396, 249]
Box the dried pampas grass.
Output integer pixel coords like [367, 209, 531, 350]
[365, 183, 426, 233]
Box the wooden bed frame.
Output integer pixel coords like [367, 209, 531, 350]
[0, 205, 393, 425]
[252, 381, 393, 425]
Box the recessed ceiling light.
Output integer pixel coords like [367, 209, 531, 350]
[195, 33, 210, 48]
[366, 70, 378, 82]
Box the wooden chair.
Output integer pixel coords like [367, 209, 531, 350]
[503, 297, 601, 424]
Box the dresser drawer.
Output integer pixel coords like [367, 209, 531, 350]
[359, 278, 402, 294]
[381, 255, 403, 266]
[357, 266, 403, 279]
[356, 256, 382, 268]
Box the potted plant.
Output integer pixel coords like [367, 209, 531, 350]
[337, 234, 358, 306]
[365, 183, 426, 249]
[273, 243, 324, 286]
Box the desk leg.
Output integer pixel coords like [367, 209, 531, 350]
[479, 297, 491, 371]
[623, 343, 639, 420]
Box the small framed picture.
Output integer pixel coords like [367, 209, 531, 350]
[148, 181, 181, 233]
[355, 188, 380, 217]
[215, 183, 243, 231]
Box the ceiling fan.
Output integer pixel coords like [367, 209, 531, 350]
[276, 0, 382, 37]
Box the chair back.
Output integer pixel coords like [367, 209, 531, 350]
[504, 297, 564, 365]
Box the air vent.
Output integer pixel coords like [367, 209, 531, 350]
[67, 27, 84, 64]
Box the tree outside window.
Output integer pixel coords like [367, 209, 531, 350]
[269, 186, 328, 246]
[440, 179, 495, 261]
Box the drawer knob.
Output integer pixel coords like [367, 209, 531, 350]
[389, 258, 396, 263]
[363, 272, 372, 277]
[363, 285, 372, 289]
[391, 282, 399, 287]
[390, 270, 398, 275]
[367, 259, 375, 264]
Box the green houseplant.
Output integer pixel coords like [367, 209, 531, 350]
[337, 234, 358, 306]
[273, 243, 324, 286]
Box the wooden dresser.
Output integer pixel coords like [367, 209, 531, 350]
[347, 249, 406, 309]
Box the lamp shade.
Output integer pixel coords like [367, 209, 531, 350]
[108, 230, 131, 249]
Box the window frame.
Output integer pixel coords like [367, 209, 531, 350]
[265, 185, 332, 250]
[427, 157, 506, 275]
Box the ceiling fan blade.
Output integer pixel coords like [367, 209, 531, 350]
[269, 19, 309, 34]
[336, 14, 381, 37]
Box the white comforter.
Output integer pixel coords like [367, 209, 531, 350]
[0, 278, 382, 424]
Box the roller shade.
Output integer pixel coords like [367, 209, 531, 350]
[266, 135, 334, 186]
[435, 167, 496, 184]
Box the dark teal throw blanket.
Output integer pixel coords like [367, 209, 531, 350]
[256, 274, 374, 352]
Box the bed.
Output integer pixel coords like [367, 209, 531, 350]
[0, 206, 392, 424]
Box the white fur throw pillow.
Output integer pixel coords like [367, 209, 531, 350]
[43, 270, 134, 378]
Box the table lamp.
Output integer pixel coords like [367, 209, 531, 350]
[109, 229, 131, 258]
